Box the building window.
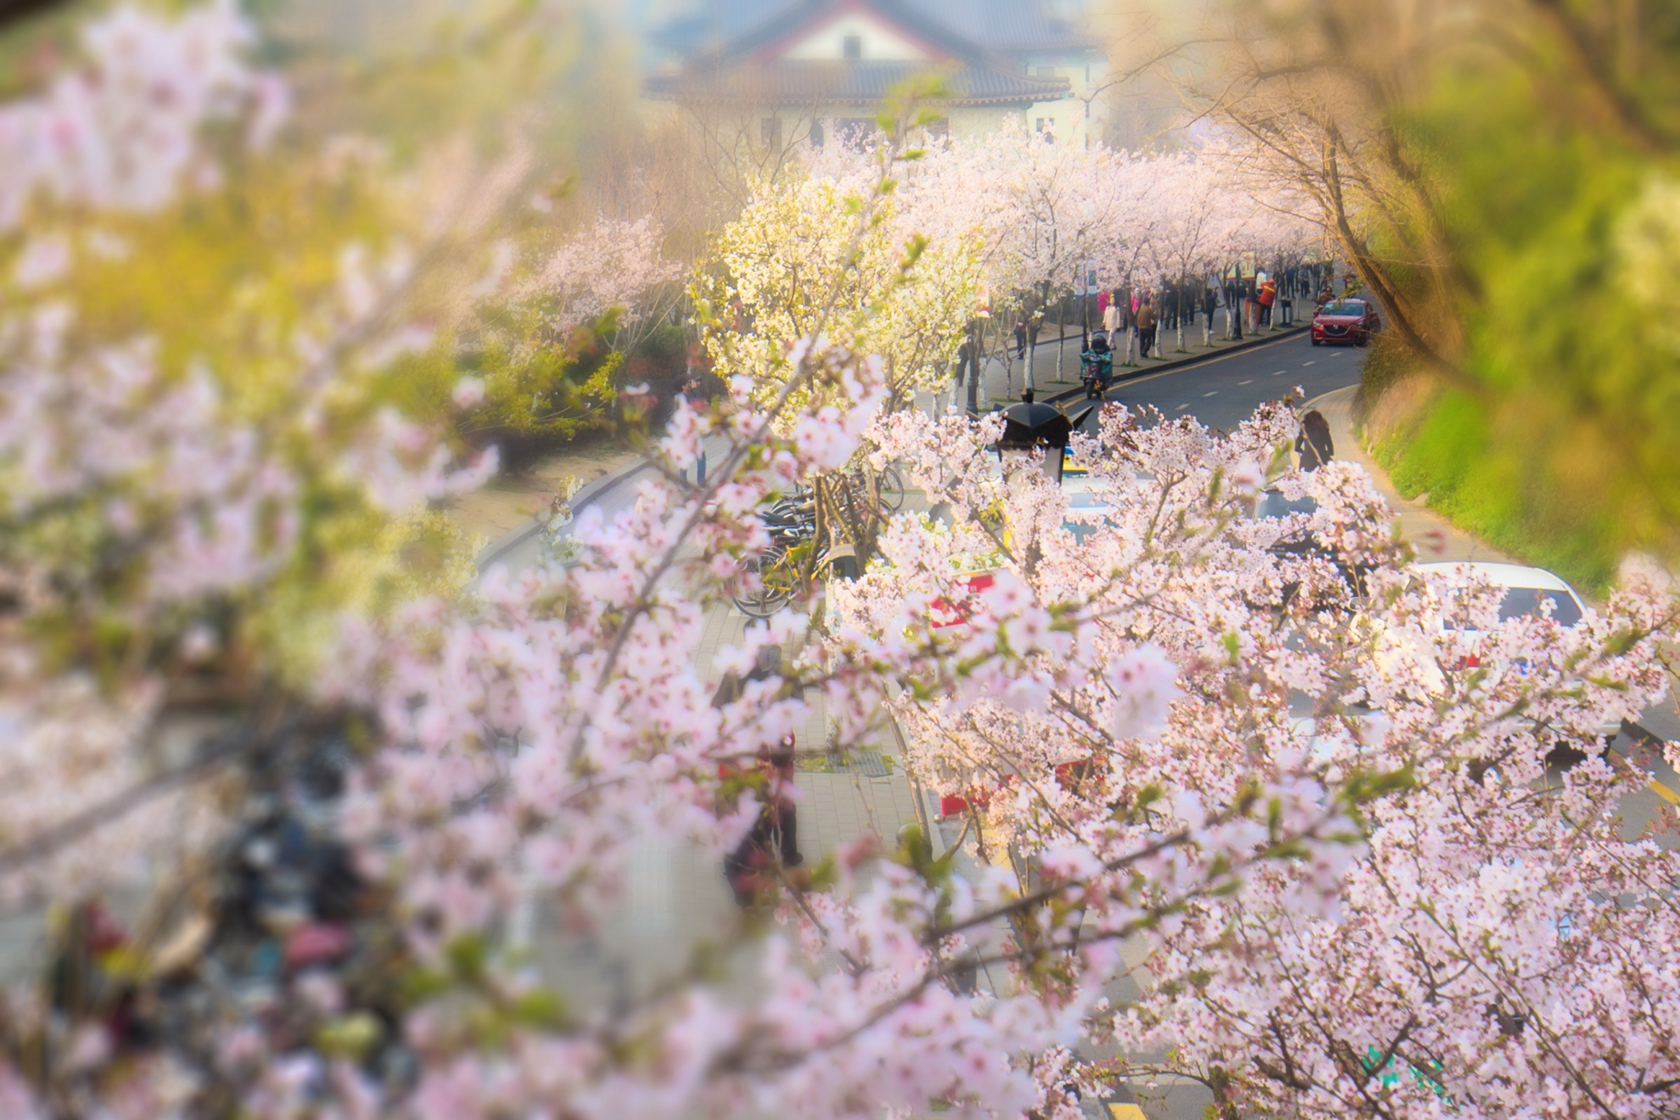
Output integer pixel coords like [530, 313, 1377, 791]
[1035, 117, 1056, 143]
[808, 121, 825, 148]
[842, 34, 862, 59]
[836, 118, 876, 146]
[761, 117, 782, 149]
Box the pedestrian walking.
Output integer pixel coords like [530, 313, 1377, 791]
[714, 651, 804, 908]
[1296, 409, 1334, 471]
[1258, 275, 1277, 329]
[1102, 294, 1123, 336]
[1013, 321, 1027, 360]
[954, 335, 971, 395]
[721, 732, 804, 907]
[1136, 298, 1157, 359]
[676, 377, 708, 485]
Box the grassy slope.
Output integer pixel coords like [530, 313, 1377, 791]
[1359, 343, 1624, 597]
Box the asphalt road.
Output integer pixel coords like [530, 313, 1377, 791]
[1085, 331, 1363, 431]
[487, 332, 1364, 576]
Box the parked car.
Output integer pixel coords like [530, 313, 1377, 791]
[1311, 298, 1380, 346]
[1370, 563, 1614, 759]
[1414, 562, 1586, 639]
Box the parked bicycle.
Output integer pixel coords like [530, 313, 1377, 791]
[728, 463, 903, 617]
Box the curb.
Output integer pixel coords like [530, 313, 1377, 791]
[1021, 325, 1310, 411]
[474, 454, 656, 572]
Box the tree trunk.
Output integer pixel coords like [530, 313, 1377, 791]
[1176, 280, 1185, 352]
[1022, 318, 1033, 395]
[966, 321, 981, 414]
[1055, 299, 1065, 386]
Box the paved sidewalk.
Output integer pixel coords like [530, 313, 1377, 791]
[523, 490, 941, 1013]
[1310, 384, 1514, 565]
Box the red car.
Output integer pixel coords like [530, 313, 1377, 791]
[1311, 298, 1380, 346]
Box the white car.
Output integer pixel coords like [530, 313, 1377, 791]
[1413, 562, 1585, 631]
[1376, 562, 1587, 684]
[1322, 563, 1612, 766]
[1374, 562, 1617, 747]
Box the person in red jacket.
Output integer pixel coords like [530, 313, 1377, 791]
[1257, 275, 1278, 328]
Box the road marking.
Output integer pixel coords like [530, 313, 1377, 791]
[1272, 370, 1284, 376]
[1202, 391, 1217, 397]
[1652, 779, 1680, 807]
[1175, 403, 1190, 410]
[1302, 360, 1316, 366]
[1238, 379, 1253, 385]
[1108, 1106, 1147, 1120]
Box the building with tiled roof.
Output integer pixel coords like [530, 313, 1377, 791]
[644, 0, 1108, 148]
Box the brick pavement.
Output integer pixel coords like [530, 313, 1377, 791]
[527, 584, 937, 1011]
[1310, 384, 1514, 565]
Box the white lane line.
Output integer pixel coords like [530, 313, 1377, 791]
[1272, 370, 1284, 376]
[1302, 360, 1316, 366]
[1238, 379, 1253, 385]
[1175, 403, 1190, 410]
[1202, 391, 1218, 397]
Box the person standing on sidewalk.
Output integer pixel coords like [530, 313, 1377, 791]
[1012, 320, 1027, 360]
[714, 652, 804, 907]
[676, 377, 707, 485]
[1136, 298, 1157, 359]
[1258, 274, 1277, 328]
[1102, 293, 1123, 337]
[1296, 409, 1335, 471]
[721, 732, 804, 908]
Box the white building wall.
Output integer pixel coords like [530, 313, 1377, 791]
[1018, 53, 1107, 149]
[740, 105, 1043, 150]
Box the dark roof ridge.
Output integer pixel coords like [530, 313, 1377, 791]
[706, 0, 1006, 69]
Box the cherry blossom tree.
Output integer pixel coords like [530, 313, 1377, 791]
[847, 405, 1680, 1120]
[1144, 152, 1247, 351]
[906, 125, 1142, 392]
[518, 213, 685, 351]
[1, 8, 1676, 1120]
[0, 12, 1341, 1116]
[695, 120, 982, 419]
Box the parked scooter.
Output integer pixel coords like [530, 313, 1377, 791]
[1080, 330, 1115, 399]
